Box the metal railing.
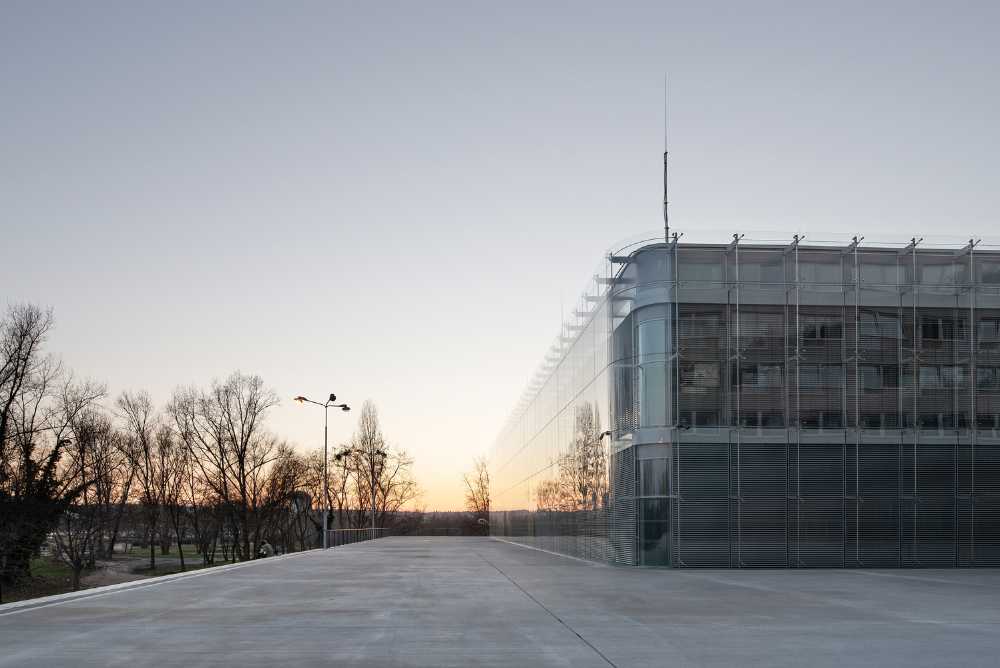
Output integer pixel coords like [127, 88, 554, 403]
[325, 528, 388, 548]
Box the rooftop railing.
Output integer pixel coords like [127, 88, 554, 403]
[325, 528, 389, 548]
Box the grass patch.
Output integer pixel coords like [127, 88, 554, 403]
[128, 561, 220, 577]
[28, 556, 74, 580]
[1, 557, 79, 604]
[124, 544, 207, 560]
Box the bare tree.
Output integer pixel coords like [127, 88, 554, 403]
[118, 390, 162, 571]
[169, 373, 278, 560]
[558, 403, 608, 512]
[300, 448, 330, 539]
[463, 457, 490, 534]
[535, 479, 563, 511]
[341, 401, 419, 530]
[0, 305, 103, 594]
[0, 305, 54, 459]
[169, 384, 234, 556]
[533, 403, 608, 517]
[91, 419, 133, 560]
[4, 304, 325, 602]
[257, 444, 312, 553]
[182, 459, 221, 567]
[52, 403, 114, 590]
[157, 424, 189, 569]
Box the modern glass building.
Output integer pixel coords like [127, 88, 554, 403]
[490, 235, 1000, 567]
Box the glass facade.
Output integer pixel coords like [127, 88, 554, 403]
[491, 238, 1000, 567]
[488, 254, 619, 562]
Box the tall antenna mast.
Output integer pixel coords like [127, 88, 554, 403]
[663, 73, 669, 243]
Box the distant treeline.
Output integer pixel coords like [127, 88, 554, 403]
[0, 304, 421, 595]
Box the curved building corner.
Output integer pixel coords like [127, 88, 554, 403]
[490, 236, 1000, 568]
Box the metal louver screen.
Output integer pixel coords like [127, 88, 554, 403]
[610, 447, 636, 566]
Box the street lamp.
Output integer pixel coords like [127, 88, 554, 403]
[334, 445, 386, 540]
[294, 393, 350, 548]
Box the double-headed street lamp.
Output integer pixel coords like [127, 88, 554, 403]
[294, 393, 350, 549]
[334, 445, 386, 538]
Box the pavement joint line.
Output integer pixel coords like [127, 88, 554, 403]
[844, 570, 1000, 587]
[0, 546, 323, 617]
[473, 549, 618, 668]
[489, 537, 609, 567]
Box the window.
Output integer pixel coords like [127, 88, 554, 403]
[679, 410, 720, 428]
[639, 458, 668, 497]
[680, 362, 720, 390]
[920, 262, 963, 285]
[921, 318, 941, 340]
[919, 365, 965, 390]
[640, 498, 670, 566]
[637, 319, 666, 360]
[977, 367, 1000, 391]
[978, 261, 1000, 285]
[802, 316, 842, 340]
[861, 365, 882, 391]
[978, 318, 1000, 342]
[738, 259, 784, 284]
[862, 413, 899, 429]
[613, 314, 634, 363]
[739, 310, 784, 339]
[860, 311, 902, 338]
[941, 366, 965, 387]
[860, 261, 899, 286]
[737, 363, 782, 389]
[800, 411, 843, 429]
[678, 261, 723, 283]
[638, 363, 667, 427]
[694, 411, 719, 427]
[799, 261, 842, 286]
[917, 413, 966, 431]
[800, 364, 843, 389]
[679, 312, 722, 338]
[978, 414, 1000, 431]
[861, 364, 899, 390]
[921, 316, 966, 341]
[942, 413, 968, 429]
[919, 366, 941, 388]
[861, 414, 882, 429]
[741, 411, 784, 428]
[761, 413, 785, 427]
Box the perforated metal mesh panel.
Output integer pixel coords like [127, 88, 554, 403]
[610, 447, 636, 565]
[493, 239, 1000, 568]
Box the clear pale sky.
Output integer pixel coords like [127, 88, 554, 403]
[3, 1, 998, 509]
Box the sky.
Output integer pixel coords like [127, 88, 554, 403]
[3, 1, 998, 509]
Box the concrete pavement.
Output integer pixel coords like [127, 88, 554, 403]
[2, 536, 1000, 667]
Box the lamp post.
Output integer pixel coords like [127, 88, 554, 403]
[294, 394, 350, 549]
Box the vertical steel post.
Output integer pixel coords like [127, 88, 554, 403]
[913, 242, 919, 564]
[969, 240, 978, 564]
[794, 237, 801, 567]
[854, 240, 861, 566]
[323, 405, 329, 549]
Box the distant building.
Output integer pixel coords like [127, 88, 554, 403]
[490, 237, 1000, 567]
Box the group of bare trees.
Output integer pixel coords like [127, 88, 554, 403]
[0, 304, 107, 593]
[534, 403, 608, 513]
[322, 402, 420, 532]
[1, 303, 420, 596]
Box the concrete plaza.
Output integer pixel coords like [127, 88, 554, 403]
[1, 536, 999, 667]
